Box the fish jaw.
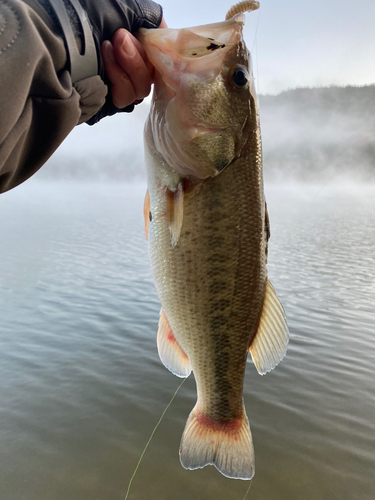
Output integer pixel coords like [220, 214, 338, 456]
[138, 15, 255, 179]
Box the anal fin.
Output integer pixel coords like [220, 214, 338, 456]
[249, 278, 289, 375]
[157, 308, 191, 378]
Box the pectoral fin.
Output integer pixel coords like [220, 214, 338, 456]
[157, 308, 192, 378]
[249, 278, 289, 375]
[144, 189, 150, 241]
[166, 183, 184, 248]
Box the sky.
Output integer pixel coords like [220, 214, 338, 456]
[160, 0, 375, 94]
[42, 0, 375, 167]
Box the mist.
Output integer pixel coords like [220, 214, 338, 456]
[33, 84, 375, 185]
[260, 85, 375, 184]
[34, 100, 150, 183]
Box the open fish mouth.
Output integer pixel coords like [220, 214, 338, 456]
[138, 15, 245, 92]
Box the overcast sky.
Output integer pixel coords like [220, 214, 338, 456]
[45, 0, 375, 164]
[161, 0, 375, 94]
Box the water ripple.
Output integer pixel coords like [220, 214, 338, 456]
[0, 182, 374, 499]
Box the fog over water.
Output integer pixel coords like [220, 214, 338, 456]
[260, 85, 375, 183]
[38, 85, 375, 185]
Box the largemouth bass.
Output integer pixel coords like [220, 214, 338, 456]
[138, 0, 288, 480]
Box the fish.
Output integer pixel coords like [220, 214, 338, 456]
[138, 0, 288, 480]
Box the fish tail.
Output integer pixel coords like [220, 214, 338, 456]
[179, 404, 254, 480]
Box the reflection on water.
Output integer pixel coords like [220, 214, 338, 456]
[0, 181, 374, 500]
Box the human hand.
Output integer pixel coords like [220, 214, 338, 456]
[80, 0, 165, 124]
[101, 17, 167, 109]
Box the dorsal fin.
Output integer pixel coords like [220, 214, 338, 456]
[157, 309, 192, 378]
[249, 278, 289, 375]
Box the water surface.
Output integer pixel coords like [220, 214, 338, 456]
[0, 181, 374, 500]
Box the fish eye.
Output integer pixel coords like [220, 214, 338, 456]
[231, 66, 249, 88]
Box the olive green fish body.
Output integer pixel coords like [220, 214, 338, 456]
[139, 3, 288, 480]
[146, 114, 265, 423]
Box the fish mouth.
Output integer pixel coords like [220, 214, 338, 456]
[173, 14, 245, 59]
[138, 14, 245, 91]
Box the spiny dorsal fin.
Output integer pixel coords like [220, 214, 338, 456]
[249, 278, 289, 375]
[166, 182, 184, 248]
[143, 189, 150, 241]
[157, 308, 192, 378]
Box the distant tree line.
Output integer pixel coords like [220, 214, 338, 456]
[259, 85, 375, 182]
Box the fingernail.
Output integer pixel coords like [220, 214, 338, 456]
[122, 33, 136, 58]
[103, 41, 115, 63]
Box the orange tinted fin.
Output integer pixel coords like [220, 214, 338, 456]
[249, 278, 289, 375]
[179, 404, 254, 480]
[157, 308, 192, 378]
[143, 189, 150, 240]
[165, 182, 184, 248]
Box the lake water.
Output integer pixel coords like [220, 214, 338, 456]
[0, 180, 374, 500]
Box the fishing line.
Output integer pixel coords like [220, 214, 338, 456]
[251, 7, 261, 53]
[241, 477, 254, 500]
[312, 184, 327, 200]
[251, 9, 261, 99]
[124, 377, 186, 500]
[255, 38, 260, 98]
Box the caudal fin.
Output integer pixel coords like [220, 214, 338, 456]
[179, 405, 254, 480]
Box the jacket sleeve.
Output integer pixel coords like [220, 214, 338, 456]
[0, 0, 107, 193]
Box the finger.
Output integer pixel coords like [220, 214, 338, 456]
[113, 29, 149, 65]
[112, 30, 152, 99]
[101, 40, 136, 108]
[159, 16, 168, 28]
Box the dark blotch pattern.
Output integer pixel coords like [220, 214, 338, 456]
[207, 42, 225, 51]
[214, 157, 230, 172]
